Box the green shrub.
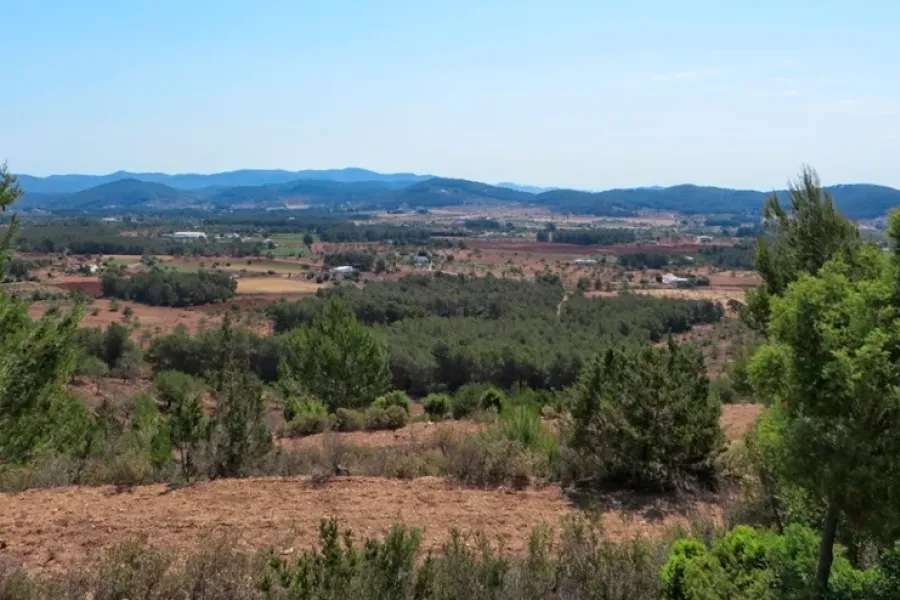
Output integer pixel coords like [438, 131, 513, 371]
[333, 407, 365, 432]
[480, 387, 505, 412]
[286, 412, 330, 437]
[384, 405, 409, 430]
[282, 397, 327, 423]
[569, 341, 722, 491]
[500, 405, 559, 461]
[373, 390, 412, 414]
[364, 405, 409, 431]
[451, 382, 490, 419]
[661, 525, 886, 600]
[442, 428, 539, 488]
[423, 393, 451, 421]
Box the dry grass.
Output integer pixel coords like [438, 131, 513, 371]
[236, 277, 322, 295]
[0, 476, 724, 574]
[28, 299, 218, 337]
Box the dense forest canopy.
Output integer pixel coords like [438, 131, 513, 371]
[267, 274, 723, 394]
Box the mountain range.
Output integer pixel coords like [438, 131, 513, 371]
[15, 168, 900, 219]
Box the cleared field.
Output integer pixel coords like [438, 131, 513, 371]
[589, 287, 748, 305]
[0, 476, 724, 573]
[236, 277, 322, 295]
[28, 299, 217, 337]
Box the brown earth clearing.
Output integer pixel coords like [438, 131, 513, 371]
[0, 476, 724, 574]
[28, 299, 219, 338]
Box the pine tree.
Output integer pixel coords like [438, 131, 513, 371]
[282, 298, 391, 410]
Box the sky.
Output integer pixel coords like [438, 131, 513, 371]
[3, 0, 900, 190]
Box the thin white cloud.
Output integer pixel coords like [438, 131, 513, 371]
[650, 68, 728, 82]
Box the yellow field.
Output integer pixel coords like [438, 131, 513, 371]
[236, 277, 322, 295]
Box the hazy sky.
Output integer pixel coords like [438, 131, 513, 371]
[4, 0, 899, 189]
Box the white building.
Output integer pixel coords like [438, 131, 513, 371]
[413, 256, 430, 266]
[168, 231, 207, 240]
[661, 273, 690, 287]
[573, 258, 598, 266]
[331, 265, 356, 275]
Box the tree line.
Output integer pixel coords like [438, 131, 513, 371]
[101, 267, 237, 307]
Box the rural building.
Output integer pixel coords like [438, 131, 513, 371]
[413, 256, 430, 266]
[573, 258, 598, 266]
[331, 265, 356, 275]
[167, 231, 207, 240]
[661, 273, 690, 287]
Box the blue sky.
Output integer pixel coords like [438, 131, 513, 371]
[4, 0, 900, 189]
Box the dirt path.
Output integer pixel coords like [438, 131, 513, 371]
[0, 477, 723, 573]
[556, 292, 570, 318]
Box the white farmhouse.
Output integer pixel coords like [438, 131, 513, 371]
[167, 231, 207, 240]
[330, 265, 356, 275]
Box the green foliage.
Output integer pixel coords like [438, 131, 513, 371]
[323, 249, 376, 271]
[499, 404, 559, 461]
[744, 166, 858, 333]
[332, 407, 365, 432]
[102, 268, 237, 307]
[152, 369, 205, 412]
[479, 387, 505, 412]
[0, 293, 82, 464]
[748, 242, 900, 590]
[451, 382, 490, 419]
[286, 412, 331, 437]
[661, 525, 884, 600]
[364, 405, 409, 431]
[268, 274, 723, 395]
[0, 162, 23, 275]
[75, 353, 110, 378]
[569, 339, 723, 490]
[551, 228, 636, 246]
[422, 393, 451, 421]
[207, 316, 272, 478]
[281, 299, 391, 411]
[373, 390, 412, 415]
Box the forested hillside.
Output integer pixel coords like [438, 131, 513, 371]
[18, 169, 900, 218]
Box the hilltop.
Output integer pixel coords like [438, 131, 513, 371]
[15, 168, 900, 218]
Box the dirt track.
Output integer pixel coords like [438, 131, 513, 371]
[0, 477, 723, 573]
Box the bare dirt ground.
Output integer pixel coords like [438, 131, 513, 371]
[281, 420, 483, 451]
[720, 403, 763, 443]
[28, 299, 218, 337]
[0, 477, 724, 574]
[236, 277, 322, 295]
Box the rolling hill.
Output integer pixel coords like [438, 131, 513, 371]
[16, 168, 432, 194]
[14, 169, 900, 219]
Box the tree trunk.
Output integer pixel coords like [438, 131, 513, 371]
[815, 502, 840, 597]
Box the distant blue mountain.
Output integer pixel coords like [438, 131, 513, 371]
[16, 168, 433, 194]
[13, 168, 900, 219]
[496, 182, 558, 194]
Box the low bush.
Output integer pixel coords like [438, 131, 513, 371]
[364, 405, 409, 431]
[442, 428, 539, 489]
[423, 393, 451, 421]
[332, 407, 365, 432]
[451, 382, 490, 419]
[500, 405, 559, 461]
[480, 387, 505, 412]
[373, 390, 412, 415]
[282, 397, 327, 424]
[285, 412, 330, 437]
[661, 525, 886, 600]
